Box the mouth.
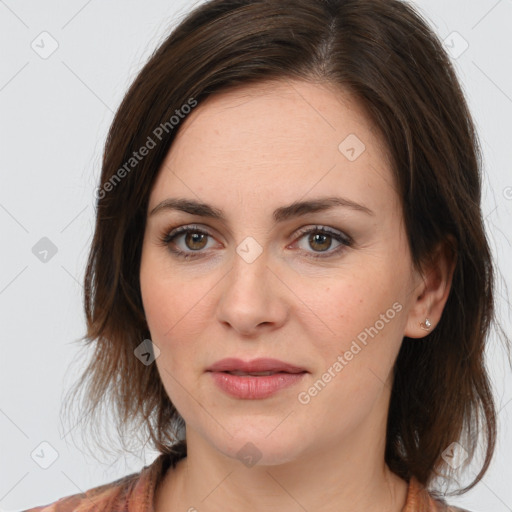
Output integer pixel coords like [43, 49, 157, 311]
[206, 357, 307, 375]
[221, 370, 300, 376]
[206, 358, 308, 399]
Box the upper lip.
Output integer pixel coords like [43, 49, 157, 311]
[207, 358, 307, 374]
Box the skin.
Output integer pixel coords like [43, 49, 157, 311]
[139, 79, 454, 512]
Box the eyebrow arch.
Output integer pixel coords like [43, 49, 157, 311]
[149, 196, 374, 222]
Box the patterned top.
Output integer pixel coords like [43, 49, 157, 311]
[23, 444, 473, 512]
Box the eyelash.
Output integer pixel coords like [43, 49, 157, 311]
[158, 224, 353, 260]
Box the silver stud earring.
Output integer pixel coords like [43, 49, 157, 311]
[419, 318, 432, 331]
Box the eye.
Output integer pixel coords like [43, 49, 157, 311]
[158, 224, 353, 260]
[292, 225, 353, 259]
[159, 225, 217, 259]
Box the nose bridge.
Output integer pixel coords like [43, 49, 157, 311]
[228, 238, 270, 299]
[216, 238, 287, 334]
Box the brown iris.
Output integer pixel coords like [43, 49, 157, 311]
[185, 232, 208, 251]
[308, 232, 331, 252]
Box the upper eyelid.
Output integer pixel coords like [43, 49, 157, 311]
[164, 223, 347, 239]
[295, 225, 351, 242]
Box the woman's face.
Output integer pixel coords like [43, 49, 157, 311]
[140, 79, 425, 465]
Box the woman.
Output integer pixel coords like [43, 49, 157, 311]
[25, 0, 507, 510]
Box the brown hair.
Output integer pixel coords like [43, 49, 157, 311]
[63, 0, 510, 495]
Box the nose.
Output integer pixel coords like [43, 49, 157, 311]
[215, 248, 288, 337]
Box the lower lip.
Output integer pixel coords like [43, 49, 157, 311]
[209, 371, 306, 399]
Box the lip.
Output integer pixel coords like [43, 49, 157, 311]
[207, 358, 308, 399]
[206, 357, 307, 374]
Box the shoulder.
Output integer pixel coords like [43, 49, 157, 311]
[433, 495, 478, 512]
[432, 494, 479, 512]
[22, 453, 173, 512]
[22, 471, 140, 512]
[406, 476, 478, 512]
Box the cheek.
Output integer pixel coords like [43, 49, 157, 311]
[295, 268, 406, 354]
[140, 254, 218, 367]
[139, 258, 208, 410]
[292, 269, 408, 419]
[294, 274, 406, 430]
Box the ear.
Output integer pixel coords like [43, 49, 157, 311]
[404, 237, 457, 338]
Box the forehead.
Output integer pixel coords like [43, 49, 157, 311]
[150, 79, 395, 215]
[171, 79, 386, 158]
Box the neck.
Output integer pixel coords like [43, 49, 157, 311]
[155, 402, 408, 512]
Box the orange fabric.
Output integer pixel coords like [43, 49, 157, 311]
[23, 451, 470, 512]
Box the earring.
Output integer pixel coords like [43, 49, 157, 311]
[419, 318, 432, 331]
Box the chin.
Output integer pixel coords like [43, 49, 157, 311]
[207, 424, 306, 467]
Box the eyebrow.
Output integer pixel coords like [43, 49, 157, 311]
[149, 196, 374, 222]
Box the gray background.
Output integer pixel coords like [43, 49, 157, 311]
[1, 1, 511, 511]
